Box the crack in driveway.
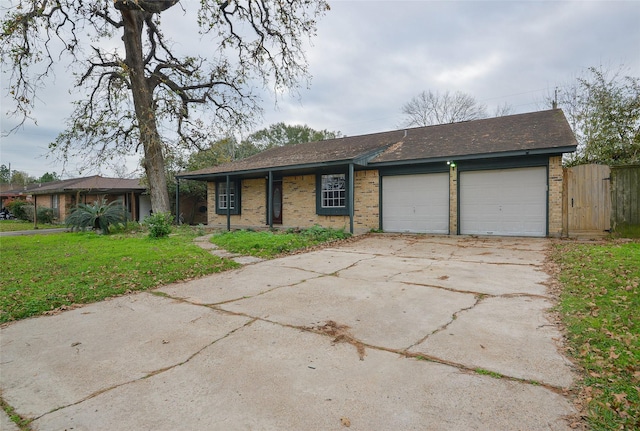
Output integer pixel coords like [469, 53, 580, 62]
[30, 317, 259, 423]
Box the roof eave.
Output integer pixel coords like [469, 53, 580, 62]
[369, 146, 577, 167]
[177, 158, 362, 181]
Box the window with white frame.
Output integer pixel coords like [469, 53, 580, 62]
[216, 180, 240, 215]
[321, 174, 346, 208]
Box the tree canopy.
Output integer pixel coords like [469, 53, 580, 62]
[0, 165, 58, 185]
[245, 122, 342, 151]
[553, 66, 640, 166]
[170, 123, 340, 204]
[1, 0, 330, 213]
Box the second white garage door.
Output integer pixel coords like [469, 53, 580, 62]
[382, 173, 449, 233]
[459, 167, 547, 237]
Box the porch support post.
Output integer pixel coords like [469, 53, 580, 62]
[349, 163, 354, 234]
[226, 175, 231, 231]
[33, 194, 38, 229]
[175, 178, 181, 225]
[267, 171, 273, 228]
[131, 191, 137, 222]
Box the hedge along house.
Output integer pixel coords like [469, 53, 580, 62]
[177, 109, 577, 237]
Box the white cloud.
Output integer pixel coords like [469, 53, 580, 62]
[2, 0, 639, 177]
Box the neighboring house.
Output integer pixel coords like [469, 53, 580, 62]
[1, 176, 150, 222]
[177, 109, 577, 237]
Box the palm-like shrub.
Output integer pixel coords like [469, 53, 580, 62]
[65, 199, 127, 234]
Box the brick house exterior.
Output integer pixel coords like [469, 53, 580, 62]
[2, 176, 149, 223]
[180, 110, 577, 237]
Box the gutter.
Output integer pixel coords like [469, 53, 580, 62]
[368, 146, 577, 168]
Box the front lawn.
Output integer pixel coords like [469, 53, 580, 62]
[210, 226, 350, 258]
[0, 226, 351, 324]
[0, 231, 240, 323]
[551, 240, 639, 430]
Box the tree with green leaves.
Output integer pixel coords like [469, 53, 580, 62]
[1, 0, 330, 214]
[0, 165, 10, 183]
[168, 136, 237, 208]
[38, 172, 60, 183]
[244, 122, 342, 151]
[553, 65, 640, 166]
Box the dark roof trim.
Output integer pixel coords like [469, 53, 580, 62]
[368, 146, 575, 168]
[177, 159, 358, 180]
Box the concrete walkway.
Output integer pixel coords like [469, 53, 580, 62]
[0, 234, 577, 430]
[0, 227, 70, 237]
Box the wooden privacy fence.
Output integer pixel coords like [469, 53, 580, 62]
[564, 164, 611, 236]
[610, 165, 640, 231]
[564, 164, 640, 236]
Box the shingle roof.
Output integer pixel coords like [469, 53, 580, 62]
[182, 129, 403, 177]
[25, 176, 145, 195]
[370, 109, 577, 164]
[179, 109, 576, 179]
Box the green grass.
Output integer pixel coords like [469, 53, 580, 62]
[0, 231, 240, 323]
[0, 226, 350, 323]
[611, 224, 640, 239]
[210, 226, 350, 258]
[0, 220, 60, 232]
[552, 240, 640, 430]
[475, 368, 504, 379]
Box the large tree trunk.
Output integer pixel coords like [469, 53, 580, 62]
[120, 9, 171, 214]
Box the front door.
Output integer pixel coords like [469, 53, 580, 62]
[272, 180, 283, 225]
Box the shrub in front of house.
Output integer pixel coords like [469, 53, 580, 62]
[65, 199, 127, 234]
[144, 212, 173, 238]
[4, 199, 31, 221]
[36, 207, 55, 224]
[21, 205, 56, 224]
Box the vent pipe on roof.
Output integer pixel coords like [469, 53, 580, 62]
[403, 130, 407, 139]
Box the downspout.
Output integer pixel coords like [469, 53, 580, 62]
[268, 171, 273, 228]
[175, 178, 181, 225]
[349, 163, 354, 234]
[226, 175, 231, 231]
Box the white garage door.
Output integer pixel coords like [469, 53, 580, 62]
[382, 173, 449, 233]
[459, 167, 547, 237]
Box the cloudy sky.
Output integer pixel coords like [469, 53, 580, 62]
[1, 0, 639, 179]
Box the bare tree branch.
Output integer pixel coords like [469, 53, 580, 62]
[2, 0, 329, 212]
[401, 90, 488, 127]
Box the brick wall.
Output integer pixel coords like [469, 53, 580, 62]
[207, 170, 379, 234]
[449, 166, 458, 234]
[548, 155, 564, 237]
[353, 169, 379, 233]
[206, 160, 565, 237]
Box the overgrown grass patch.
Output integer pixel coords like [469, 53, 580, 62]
[210, 226, 350, 258]
[551, 240, 639, 430]
[0, 231, 240, 323]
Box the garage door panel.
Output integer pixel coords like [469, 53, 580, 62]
[383, 173, 449, 234]
[460, 167, 547, 237]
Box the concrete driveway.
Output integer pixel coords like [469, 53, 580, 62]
[1, 235, 577, 430]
